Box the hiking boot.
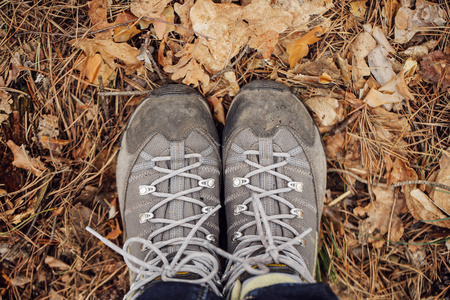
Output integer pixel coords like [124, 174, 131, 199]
[221, 81, 327, 294]
[89, 84, 222, 298]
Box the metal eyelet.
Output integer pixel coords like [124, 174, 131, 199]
[232, 231, 243, 242]
[290, 208, 304, 219]
[233, 204, 248, 215]
[233, 177, 250, 187]
[299, 238, 306, 247]
[139, 212, 154, 224]
[199, 178, 215, 188]
[201, 206, 215, 214]
[206, 234, 216, 243]
[139, 185, 156, 195]
[287, 181, 303, 192]
[141, 244, 149, 252]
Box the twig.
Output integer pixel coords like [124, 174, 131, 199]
[144, 32, 166, 84]
[328, 190, 353, 207]
[390, 180, 450, 191]
[328, 168, 450, 192]
[329, 111, 361, 136]
[99, 90, 151, 97]
[49, 215, 57, 244]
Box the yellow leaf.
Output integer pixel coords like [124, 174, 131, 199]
[207, 96, 225, 125]
[84, 53, 115, 85]
[286, 26, 325, 68]
[85, 53, 102, 83]
[113, 12, 141, 43]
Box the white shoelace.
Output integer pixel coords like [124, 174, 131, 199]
[87, 152, 222, 299]
[214, 149, 315, 293]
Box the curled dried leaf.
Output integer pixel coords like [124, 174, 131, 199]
[286, 26, 325, 68]
[207, 96, 225, 125]
[45, 256, 70, 270]
[113, 12, 141, 43]
[7, 140, 46, 176]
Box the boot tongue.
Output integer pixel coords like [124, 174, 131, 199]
[238, 263, 297, 283]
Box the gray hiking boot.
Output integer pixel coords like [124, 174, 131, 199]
[92, 84, 223, 298]
[221, 81, 327, 293]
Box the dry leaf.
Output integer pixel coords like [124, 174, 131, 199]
[131, 0, 171, 19]
[286, 26, 325, 68]
[7, 140, 46, 176]
[380, 70, 414, 100]
[394, 0, 446, 44]
[70, 38, 145, 76]
[88, 0, 113, 38]
[421, 50, 450, 89]
[409, 189, 450, 228]
[207, 96, 225, 125]
[45, 256, 70, 270]
[10, 276, 31, 287]
[364, 69, 414, 107]
[336, 54, 352, 85]
[407, 244, 426, 268]
[349, 1, 367, 19]
[39, 136, 70, 153]
[363, 24, 396, 54]
[103, 219, 122, 242]
[109, 198, 118, 219]
[351, 31, 377, 90]
[86, 53, 115, 85]
[325, 133, 345, 159]
[292, 55, 341, 81]
[402, 40, 437, 61]
[165, 0, 332, 88]
[368, 45, 396, 86]
[154, 6, 175, 40]
[223, 71, 240, 97]
[431, 149, 450, 214]
[174, 0, 195, 38]
[354, 186, 405, 247]
[0, 88, 12, 125]
[11, 204, 35, 225]
[38, 115, 59, 138]
[190, 0, 332, 74]
[113, 12, 141, 43]
[305, 96, 344, 127]
[180, 59, 210, 87]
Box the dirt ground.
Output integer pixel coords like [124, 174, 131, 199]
[0, 0, 450, 299]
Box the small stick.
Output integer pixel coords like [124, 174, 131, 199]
[328, 190, 353, 207]
[328, 168, 450, 192]
[144, 32, 166, 84]
[329, 111, 361, 136]
[99, 90, 151, 97]
[49, 215, 58, 244]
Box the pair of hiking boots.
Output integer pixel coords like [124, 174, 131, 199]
[88, 81, 326, 299]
